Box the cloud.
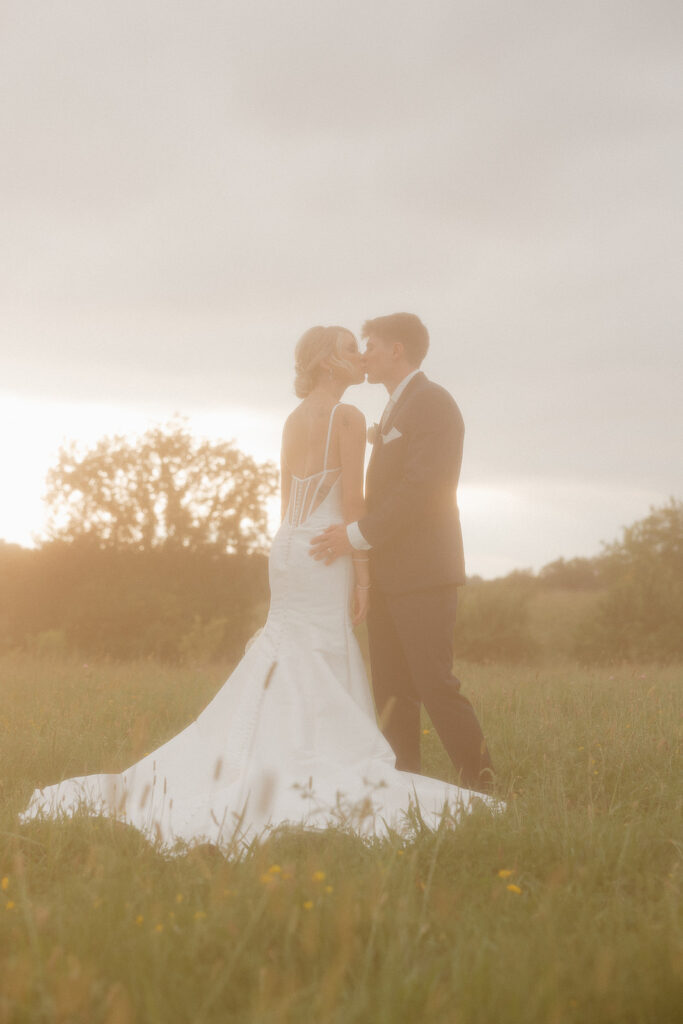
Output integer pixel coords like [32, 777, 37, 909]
[1, 0, 681, 505]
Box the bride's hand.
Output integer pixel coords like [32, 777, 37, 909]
[352, 584, 370, 626]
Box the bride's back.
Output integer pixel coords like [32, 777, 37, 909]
[281, 399, 343, 529]
[282, 398, 341, 479]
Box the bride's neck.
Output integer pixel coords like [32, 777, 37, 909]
[309, 379, 347, 403]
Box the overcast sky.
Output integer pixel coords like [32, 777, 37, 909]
[1, 0, 681, 576]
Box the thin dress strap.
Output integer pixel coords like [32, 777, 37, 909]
[305, 403, 341, 512]
[285, 403, 343, 527]
[322, 403, 341, 471]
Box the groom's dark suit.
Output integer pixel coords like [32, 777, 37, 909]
[359, 371, 493, 790]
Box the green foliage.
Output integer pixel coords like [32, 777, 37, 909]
[10, 421, 277, 662]
[45, 418, 278, 554]
[178, 616, 232, 665]
[25, 629, 68, 658]
[456, 500, 683, 665]
[456, 576, 537, 662]
[0, 541, 269, 662]
[2, 654, 681, 1023]
[526, 588, 604, 662]
[574, 499, 683, 663]
[538, 556, 606, 590]
[178, 610, 268, 666]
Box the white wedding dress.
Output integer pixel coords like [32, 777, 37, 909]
[21, 406, 494, 852]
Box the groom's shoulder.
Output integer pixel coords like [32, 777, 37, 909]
[409, 375, 463, 423]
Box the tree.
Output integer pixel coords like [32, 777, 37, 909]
[455, 577, 537, 663]
[45, 418, 278, 554]
[574, 498, 683, 662]
[601, 498, 682, 581]
[538, 556, 606, 590]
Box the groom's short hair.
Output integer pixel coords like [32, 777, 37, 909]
[362, 312, 429, 366]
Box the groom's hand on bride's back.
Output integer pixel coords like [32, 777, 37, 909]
[310, 524, 353, 564]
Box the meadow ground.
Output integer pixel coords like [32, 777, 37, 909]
[1, 652, 681, 1023]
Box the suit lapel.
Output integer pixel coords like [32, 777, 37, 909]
[367, 372, 427, 478]
[383, 371, 426, 434]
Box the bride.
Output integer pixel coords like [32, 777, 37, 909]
[21, 326, 495, 852]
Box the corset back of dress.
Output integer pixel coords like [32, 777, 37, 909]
[283, 404, 343, 528]
[270, 404, 348, 625]
[285, 467, 342, 527]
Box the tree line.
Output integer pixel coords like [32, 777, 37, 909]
[455, 500, 682, 663]
[1, 421, 275, 663]
[1, 421, 680, 664]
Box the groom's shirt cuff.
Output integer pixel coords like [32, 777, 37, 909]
[346, 522, 372, 550]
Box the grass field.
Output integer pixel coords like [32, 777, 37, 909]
[1, 652, 681, 1023]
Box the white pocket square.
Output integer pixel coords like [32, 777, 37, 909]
[382, 426, 403, 444]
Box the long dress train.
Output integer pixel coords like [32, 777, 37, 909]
[21, 406, 496, 851]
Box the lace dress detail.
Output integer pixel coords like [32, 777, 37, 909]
[20, 404, 497, 852]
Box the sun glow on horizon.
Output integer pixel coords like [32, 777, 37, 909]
[0, 391, 669, 580]
[0, 392, 286, 549]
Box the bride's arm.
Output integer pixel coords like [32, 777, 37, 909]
[280, 443, 292, 522]
[338, 404, 366, 525]
[338, 406, 370, 615]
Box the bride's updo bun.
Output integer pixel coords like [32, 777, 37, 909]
[294, 325, 355, 398]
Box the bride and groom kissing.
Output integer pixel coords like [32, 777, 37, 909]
[21, 312, 495, 850]
[306, 312, 493, 793]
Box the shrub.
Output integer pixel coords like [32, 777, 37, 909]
[455, 579, 537, 662]
[26, 629, 69, 657]
[0, 541, 270, 663]
[574, 499, 683, 663]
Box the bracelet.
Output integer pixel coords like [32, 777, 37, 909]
[355, 584, 371, 590]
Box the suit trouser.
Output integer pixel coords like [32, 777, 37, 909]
[367, 584, 493, 791]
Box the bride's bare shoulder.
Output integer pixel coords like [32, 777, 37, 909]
[282, 401, 312, 433]
[284, 399, 307, 423]
[337, 403, 366, 431]
[282, 407, 298, 431]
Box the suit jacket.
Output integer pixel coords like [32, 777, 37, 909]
[360, 372, 467, 594]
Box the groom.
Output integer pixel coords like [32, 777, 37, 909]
[311, 312, 493, 793]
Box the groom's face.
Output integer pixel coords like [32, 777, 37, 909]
[363, 334, 394, 385]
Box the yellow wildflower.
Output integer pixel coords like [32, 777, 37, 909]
[497, 869, 514, 879]
[175, 893, 184, 903]
[422, 729, 431, 735]
[1, 877, 8, 892]
[268, 864, 282, 874]
[135, 915, 144, 925]
[194, 910, 207, 921]
[312, 871, 326, 883]
[506, 884, 522, 894]
[154, 923, 164, 933]
[5, 901, 15, 911]
[324, 885, 334, 894]
[302, 900, 314, 910]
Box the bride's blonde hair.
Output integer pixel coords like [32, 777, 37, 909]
[294, 325, 356, 398]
